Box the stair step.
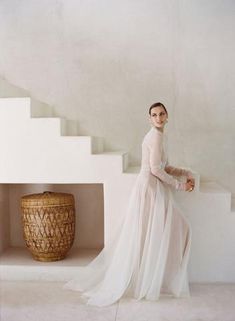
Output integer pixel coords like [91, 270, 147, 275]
[66, 136, 125, 156]
[0, 97, 31, 119]
[60, 136, 103, 155]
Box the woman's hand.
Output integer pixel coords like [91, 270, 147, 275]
[185, 179, 195, 192]
[187, 177, 195, 186]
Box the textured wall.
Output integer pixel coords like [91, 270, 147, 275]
[0, 0, 234, 191]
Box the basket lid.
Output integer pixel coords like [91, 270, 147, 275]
[21, 191, 74, 207]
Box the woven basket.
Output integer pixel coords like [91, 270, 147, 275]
[21, 191, 75, 262]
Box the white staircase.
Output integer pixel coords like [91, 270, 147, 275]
[0, 79, 234, 283]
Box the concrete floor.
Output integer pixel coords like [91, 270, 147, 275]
[0, 281, 235, 321]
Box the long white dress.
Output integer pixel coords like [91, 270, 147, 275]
[63, 126, 193, 307]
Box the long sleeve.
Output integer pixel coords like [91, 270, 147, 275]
[147, 130, 186, 191]
[165, 164, 193, 178]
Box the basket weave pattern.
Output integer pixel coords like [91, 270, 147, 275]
[21, 192, 75, 262]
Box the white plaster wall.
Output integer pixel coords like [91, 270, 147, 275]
[0, 0, 234, 191]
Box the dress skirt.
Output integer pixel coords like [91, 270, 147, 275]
[63, 170, 192, 307]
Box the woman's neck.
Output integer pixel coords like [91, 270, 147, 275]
[154, 126, 164, 133]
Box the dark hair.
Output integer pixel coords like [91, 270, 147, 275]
[149, 102, 168, 116]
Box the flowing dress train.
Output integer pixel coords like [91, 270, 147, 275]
[63, 126, 192, 307]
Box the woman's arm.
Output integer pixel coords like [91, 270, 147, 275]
[147, 132, 186, 191]
[165, 165, 194, 178]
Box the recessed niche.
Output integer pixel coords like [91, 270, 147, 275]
[0, 183, 104, 255]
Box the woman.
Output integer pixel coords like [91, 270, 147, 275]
[63, 102, 195, 307]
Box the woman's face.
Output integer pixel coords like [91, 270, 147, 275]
[149, 106, 168, 129]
